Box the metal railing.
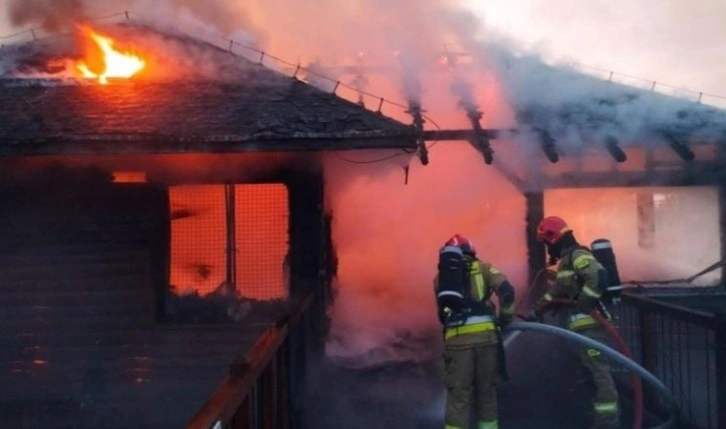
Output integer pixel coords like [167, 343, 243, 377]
[569, 63, 726, 110]
[185, 288, 324, 429]
[612, 290, 726, 429]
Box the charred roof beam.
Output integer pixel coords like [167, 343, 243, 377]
[406, 102, 429, 165]
[421, 129, 506, 140]
[603, 136, 627, 163]
[537, 129, 559, 163]
[662, 132, 695, 161]
[465, 109, 494, 164]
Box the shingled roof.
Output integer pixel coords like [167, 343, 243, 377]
[489, 50, 726, 146]
[0, 24, 417, 156]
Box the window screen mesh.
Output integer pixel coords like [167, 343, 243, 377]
[235, 184, 289, 300]
[169, 184, 289, 299]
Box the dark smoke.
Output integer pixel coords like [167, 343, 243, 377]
[8, 0, 86, 32]
[3, 0, 261, 40]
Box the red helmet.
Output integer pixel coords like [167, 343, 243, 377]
[536, 216, 571, 245]
[445, 234, 476, 256]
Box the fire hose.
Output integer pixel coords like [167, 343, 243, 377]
[506, 300, 678, 429]
[539, 299, 643, 429]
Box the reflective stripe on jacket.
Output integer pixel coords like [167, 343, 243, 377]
[444, 315, 497, 340]
[569, 312, 598, 330]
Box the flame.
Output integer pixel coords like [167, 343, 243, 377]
[76, 26, 145, 84]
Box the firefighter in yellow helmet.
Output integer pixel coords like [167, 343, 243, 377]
[534, 216, 619, 429]
[434, 234, 516, 429]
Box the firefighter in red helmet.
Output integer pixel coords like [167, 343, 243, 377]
[534, 217, 620, 429]
[434, 234, 516, 429]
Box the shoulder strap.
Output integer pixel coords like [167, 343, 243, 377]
[469, 260, 490, 302]
[566, 246, 594, 291]
[566, 245, 590, 267]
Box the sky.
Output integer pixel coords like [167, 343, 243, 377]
[464, 0, 726, 101]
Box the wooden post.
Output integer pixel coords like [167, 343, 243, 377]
[284, 163, 325, 428]
[225, 184, 237, 295]
[525, 192, 546, 301]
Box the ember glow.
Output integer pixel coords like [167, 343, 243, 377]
[75, 26, 145, 84]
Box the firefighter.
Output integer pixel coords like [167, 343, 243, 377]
[534, 216, 619, 429]
[434, 234, 516, 429]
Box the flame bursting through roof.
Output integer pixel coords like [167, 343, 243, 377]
[75, 25, 145, 84]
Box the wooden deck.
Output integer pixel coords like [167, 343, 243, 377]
[0, 186, 284, 429]
[0, 243, 280, 428]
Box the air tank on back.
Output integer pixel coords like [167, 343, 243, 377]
[590, 238, 621, 302]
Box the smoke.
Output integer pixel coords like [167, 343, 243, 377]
[545, 187, 723, 286]
[323, 144, 526, 366]
[465, 43, 726, 152]
[162, 0, 254, 36]
[3, 0, 256, 36]
[7, 0, 85, 32]
[2, 0, 724, 368]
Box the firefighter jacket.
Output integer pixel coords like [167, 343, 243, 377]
[539, 245, 608, 331]
[434, 258, 516, 347]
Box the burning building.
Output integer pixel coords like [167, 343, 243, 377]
[2, 13, 726, 429]
[0, 21, 418, 428]
[296, 47, 726, 429]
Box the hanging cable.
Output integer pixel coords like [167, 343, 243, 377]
[331, 113, 442, 165]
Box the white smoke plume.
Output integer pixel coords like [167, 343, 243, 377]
[323, 144, 526, 366]
[474, 45, 726, 146]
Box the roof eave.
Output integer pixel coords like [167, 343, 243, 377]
[0, 134, 418, 157]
